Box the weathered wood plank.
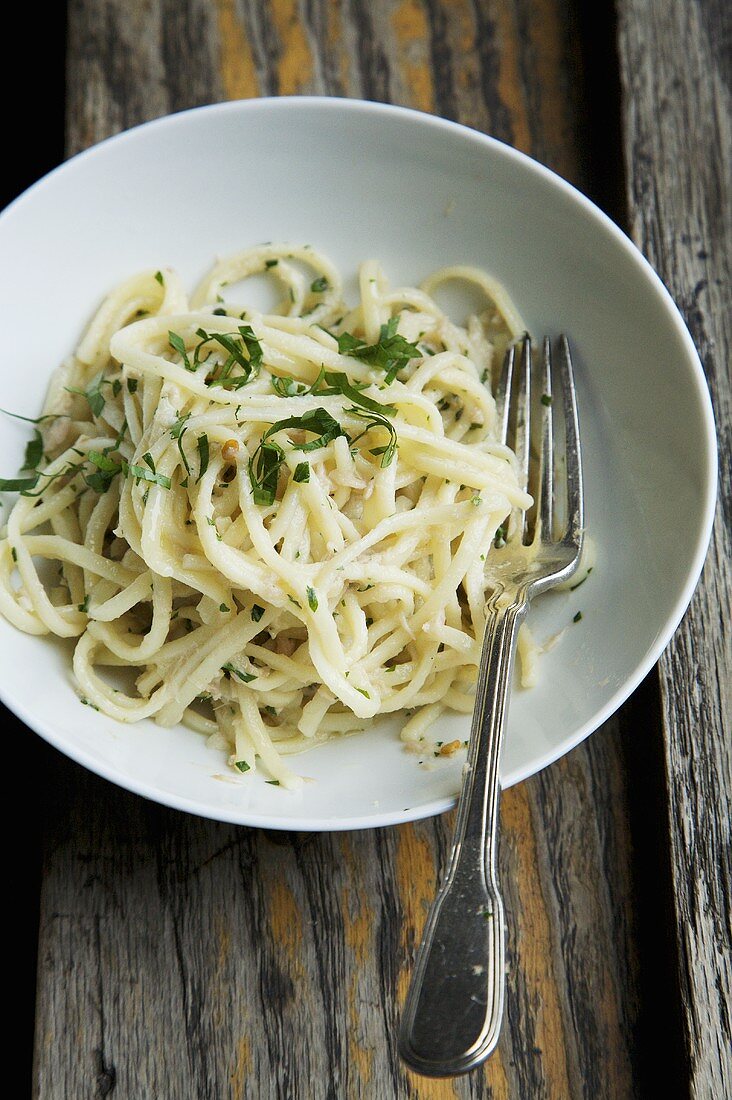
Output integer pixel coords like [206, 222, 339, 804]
[617, 1, 732, 1096]
[34, 1, 656, 1096]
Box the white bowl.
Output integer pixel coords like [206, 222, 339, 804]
[0, 99, 716, 830]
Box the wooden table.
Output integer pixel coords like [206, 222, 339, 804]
[6, 1, 728, 1097]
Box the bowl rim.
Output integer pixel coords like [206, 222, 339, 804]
[0, 97, 718, 830]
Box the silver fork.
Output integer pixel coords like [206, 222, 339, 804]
[398, 334, 584, 1077]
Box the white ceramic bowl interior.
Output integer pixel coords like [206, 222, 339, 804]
[0, 99, 716, 829]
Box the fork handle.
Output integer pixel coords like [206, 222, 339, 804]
[399, 595, 528, 1077]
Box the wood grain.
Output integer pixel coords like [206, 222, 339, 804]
[617, 1, 732, 1095]
[33, 1, 669, 1096]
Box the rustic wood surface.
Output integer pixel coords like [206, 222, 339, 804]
[21, 0, 727, 1097]
[617, 1, 732, 1096]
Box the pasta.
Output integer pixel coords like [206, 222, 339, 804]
[0, 245, 531, 788]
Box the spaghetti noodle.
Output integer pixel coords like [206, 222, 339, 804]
[0, 246, 531, 788]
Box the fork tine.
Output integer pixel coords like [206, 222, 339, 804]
[495, 343, 515, 445]
[539, 336, 553, 540]
[513, 335, 531, 541]
[556, 335, 584, 545]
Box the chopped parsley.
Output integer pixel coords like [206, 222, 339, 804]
[541, 393, 552, 406]
[310, 276, 329, 293]
[65, 372, 107, 418]
[127, 463, 171, 490]
[0, 474, 46, 493]
[170, 412, 191, 474]
[196, 434, 209, 483]
[293, 461, 310, 483]
[0, 407, 68, 427]
[306, 586, 318, 612]
[322, 371, 397, 415]
[271, 375, 310, 397]
[222, 663, 257, 683]
[168, 325, 262, 388]
[251, 604, 265, 622]
[249, 408, 346, 505]
[570, 567, 593, 591]
[154, 270, 164, 285]
[168, 331, 192, 368]
[21, 431, 43, 472]
[348, 408, 397, 467]
[234, 760, 251, 773]
[573, 611, 583, 623]
[336, 315, 422, 383]
[84, 450, 122, 494]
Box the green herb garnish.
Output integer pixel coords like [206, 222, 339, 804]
[82, 449, 171, 493]
[170, 325, 263, 388]
[196, 434, 209, 483]
[293, 461, 310, 483]
[0, 408, 67, 426]
[234, 760, 251, 773]
[251, 605, 265, 622]
[270, 366, 327, 398]
[307, 586, 318, 612]
[66, 372, 107, 418]
[170, 412, 191, 474]
[197, 325, 263, 388]
[222, 662, 257, 683]
[322, 371, 396, 416]
[0, 475, 43, 492]
[168, 331, 192, 370]
[348, 408, 397, 467]
[84, 449, 122, 494]
[336, 316, 421, 383]
[22, 430, 44, 472]
[570, 567, 593, 591]
[249, 408, 346, 506]
[127, 463, 172, 490]
[310, 276, 329, 293]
